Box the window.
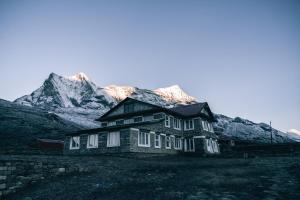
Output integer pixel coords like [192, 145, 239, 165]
[70, 136, 80, 149]
[144, 115, 153, 121]
[116, 119, 124, 125]
[138, 131, 150, 147]
[124, 119, 134, 124]
[101, 122, 108, 127]
[174, 138, 182, 150]
[107, 132, 120, 147]
[154, 134, 161, 148]
[165, 136, 171, 149]
[124, 103, 134, 113]
[108, 121, 116, 126]
[165, 115, 170, 127]
[153, 113, 163, 120]
[184, 120, 194, 130]
[202, 121, 209, 131]
[173, 118, 181, 130]
[134, 116, 143, 123]
[208, 123, 214, 133]
[87, 134, 98, 148]
[206, 139, 212, 153]
[184, 138, 195, 152]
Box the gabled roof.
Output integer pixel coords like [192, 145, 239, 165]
[98, 97, 216, 121]
[169, 102, 215, 121]
[169, 103, 206, 116]
[98, 97, 163, 121]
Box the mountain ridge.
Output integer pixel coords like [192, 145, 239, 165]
[13, 72, 299, 143]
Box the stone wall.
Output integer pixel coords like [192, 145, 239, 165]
[0, 155, 91, 199]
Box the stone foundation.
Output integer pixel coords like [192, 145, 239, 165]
[0, 155, 92, 198]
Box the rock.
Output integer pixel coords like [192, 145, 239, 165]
[58, 168, 66, 173]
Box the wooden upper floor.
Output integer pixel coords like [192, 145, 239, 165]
[97, 98, 216, 135]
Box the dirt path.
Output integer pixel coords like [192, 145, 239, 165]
[5, 156, 300, 200]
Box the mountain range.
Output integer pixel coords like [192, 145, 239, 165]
[3, 72, 299, 144]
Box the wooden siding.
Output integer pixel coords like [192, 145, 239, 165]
[105, 99, 156, 118]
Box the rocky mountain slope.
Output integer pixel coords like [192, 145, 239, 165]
[14, 72, 298, 143]
[0, 99, 82, 151]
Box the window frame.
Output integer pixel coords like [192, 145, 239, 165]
[70, 136, 80, 150]
[87, 134, 98, 149]
[165, 115, 170, 127]
[154, 133, 161, 148]
[184, 119, 194, 131]
[202, 120, 209, 131]
[165, 136, 171, 149]
[107, 132, 120, 147]
[138, 131, 151, 147]
[108, 121, 116, 126]
[133, 116, 144, 123]
[116, 119, 124, 126]
[173, 118, 181, 130]
[184, 138, 195, 152]
[174, 137, 182, 150]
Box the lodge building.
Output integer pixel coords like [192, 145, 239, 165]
[64, 97, 220, 155]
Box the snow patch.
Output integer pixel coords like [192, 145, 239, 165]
[68, 72, 89, 81]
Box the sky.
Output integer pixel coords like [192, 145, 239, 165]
[0, 0, 299, 132]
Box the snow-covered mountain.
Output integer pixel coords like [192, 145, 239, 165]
[15, 72, 196, 127]
[287, 129, 300, 142]
[14, 72, 297, 143]
[214, 115, 296, 143]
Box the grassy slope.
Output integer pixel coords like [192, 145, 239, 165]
[0, 99, 83, 151]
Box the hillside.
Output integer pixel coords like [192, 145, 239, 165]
[0, 99, 82, 151]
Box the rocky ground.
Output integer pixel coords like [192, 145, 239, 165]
[4, 155, 300, 200]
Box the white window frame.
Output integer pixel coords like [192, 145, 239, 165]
[124, 118, 134, 124]
[70, 136, 80, 150]
[173, 118, 181, 130]
[108, 121, 116, 126]
[202, 120, 210, 131]
[107, 132, 120, 147]
[174, 137, 182, 150]
[208, 123, 214, 133]
[87, 134, 98, 148]
[154, 133, 161, 148]
[116, 119, 124, 126]
[184, 138, 195, 152]
[184, 119, 194, 130]
[165, 136, 171, 149]
[138, 131, 151, 147]
[165, 115, 170, 127]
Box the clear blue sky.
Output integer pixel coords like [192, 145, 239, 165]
[0, 0, 299, 132]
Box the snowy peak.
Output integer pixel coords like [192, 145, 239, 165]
[288, 129, 300, 136]
[68, 72, 89, 81]
[103, 85, 136, 101]
[154, 85, 196, 104]
[287, 129, 300, 141]
[14, 72, 198, 127]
